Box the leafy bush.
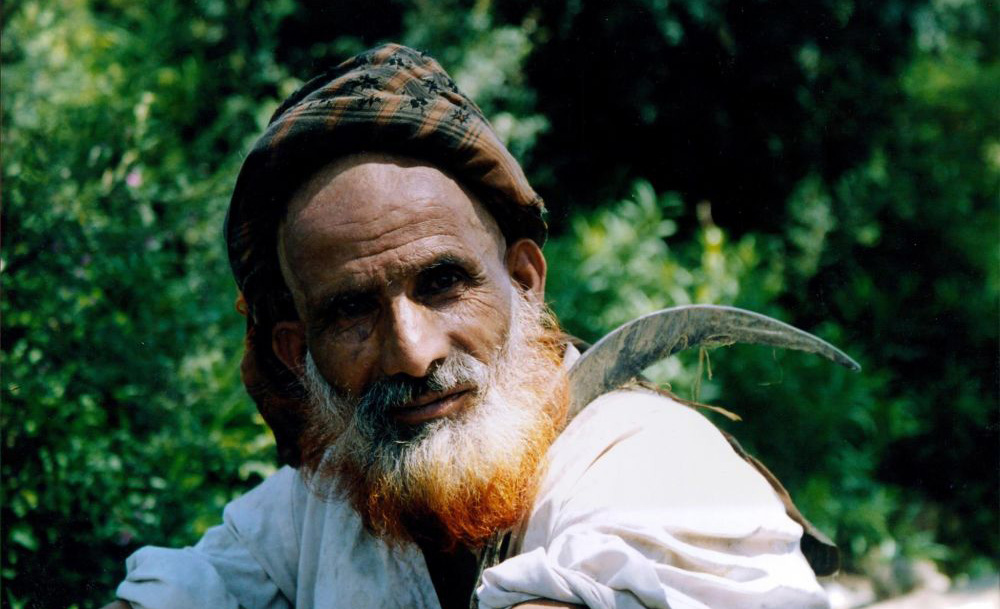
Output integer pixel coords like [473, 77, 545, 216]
[2, 1, 285, 606]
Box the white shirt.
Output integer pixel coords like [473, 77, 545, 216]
[117, 389, 829, 609]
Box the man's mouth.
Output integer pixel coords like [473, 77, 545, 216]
[389, 385, 475, 426]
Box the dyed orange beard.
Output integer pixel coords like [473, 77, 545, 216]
[298, 295, 569, 550]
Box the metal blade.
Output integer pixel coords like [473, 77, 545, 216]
[567, 305, 861, 419]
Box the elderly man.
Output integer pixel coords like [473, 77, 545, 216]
[106, 44, 834, 609]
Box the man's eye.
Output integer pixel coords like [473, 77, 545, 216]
[419, 266, 467, 296]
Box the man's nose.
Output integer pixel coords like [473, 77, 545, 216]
[379, 298, 449, 379]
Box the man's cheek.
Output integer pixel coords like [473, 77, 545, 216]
[449, 290, 511, 340]
[310, 340, 374, 394]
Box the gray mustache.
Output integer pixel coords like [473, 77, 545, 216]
[359, 374, 446, 411]
[352, 350, 489, 421]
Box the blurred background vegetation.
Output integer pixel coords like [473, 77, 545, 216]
[2, 0, 996, 607]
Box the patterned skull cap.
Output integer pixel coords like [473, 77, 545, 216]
[225, 43, 547, 319]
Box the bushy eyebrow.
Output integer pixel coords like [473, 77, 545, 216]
[418, 254, 469, 275]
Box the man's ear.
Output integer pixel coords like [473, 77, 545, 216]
[272, 320, 307, 377]
[505, 238, 547, 304]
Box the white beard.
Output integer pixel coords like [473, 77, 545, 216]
[298, 291, 567, 546]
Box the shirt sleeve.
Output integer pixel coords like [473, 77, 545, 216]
[477, 390, 831, 609]
[116, 467, 301, 609]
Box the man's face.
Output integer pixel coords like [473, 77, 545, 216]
[276, 154, 527, 421]
[271, 154, 563, 547]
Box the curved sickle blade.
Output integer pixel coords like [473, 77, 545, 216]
[567, 305, 861, 419]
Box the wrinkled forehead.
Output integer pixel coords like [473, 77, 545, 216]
[277, 154, 507, 294]
[286, 152, 484, 215]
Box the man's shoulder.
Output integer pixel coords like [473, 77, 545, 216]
[556, 386, 725, 455]
[490, 385, 829, 609]
[537, 388, 731, 504]
[539, 386, 793, 531]
[213, 466, 306, 556]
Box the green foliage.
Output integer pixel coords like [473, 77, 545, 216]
[546, 181, 785, 398]
[3, 0, 996, 606]
[401, 2, 549, 162]
[2, 1, 288, 606]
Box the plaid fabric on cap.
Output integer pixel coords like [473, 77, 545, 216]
[224, 43, 546, 465]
